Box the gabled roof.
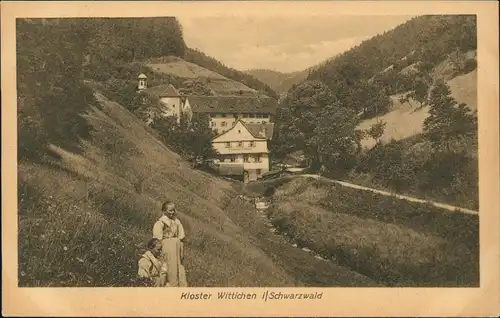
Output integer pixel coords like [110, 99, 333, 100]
[188, 95, 278, 114]
[143, 84, 181, 98]
[245, 122, 275, 140]
[212, 119, 267, 141]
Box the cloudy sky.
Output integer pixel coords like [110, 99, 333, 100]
[178, 15, 416, 73]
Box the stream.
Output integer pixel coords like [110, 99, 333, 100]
[239, 194, 330, 262]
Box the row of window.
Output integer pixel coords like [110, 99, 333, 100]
[225, 141, 256, 148]
[211, 120, 268, 128]
[220, 154, 263, 163]
[211, 113, 270, 119]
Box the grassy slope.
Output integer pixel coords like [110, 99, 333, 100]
[145, 56, 257, 95]
[359, 69, 477, 149]
[18, 90, 379, 287]
[263, 176, 479, 287]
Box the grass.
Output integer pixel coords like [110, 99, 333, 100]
[222, 196, 381, 287]
[144, 56, 256, 94]
[18, 91, 298, 287]
[264, 176, 479, 287]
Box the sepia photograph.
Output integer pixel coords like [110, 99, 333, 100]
[2, 1, 499, 317]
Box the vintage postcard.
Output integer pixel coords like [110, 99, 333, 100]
[2, 0, 499, 316]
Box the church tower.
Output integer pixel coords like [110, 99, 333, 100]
[137, 73, 147, 91]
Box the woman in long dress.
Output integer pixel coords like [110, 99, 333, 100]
[153, 201, 188, 287]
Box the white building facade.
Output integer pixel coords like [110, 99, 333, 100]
[142, 82, 192, 124]
[211, 120, 270, 182]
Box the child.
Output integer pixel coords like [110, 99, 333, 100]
[137, 238, 169, 287]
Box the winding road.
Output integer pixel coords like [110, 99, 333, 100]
[297, 174, 479, 216]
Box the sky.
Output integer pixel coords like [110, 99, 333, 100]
[178, 15, 416, 73]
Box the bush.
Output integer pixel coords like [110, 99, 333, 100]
[462, 58, 477, 74]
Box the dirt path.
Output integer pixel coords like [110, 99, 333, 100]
[298, 174, 479, 215]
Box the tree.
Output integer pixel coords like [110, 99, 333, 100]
[151, 112, 217, 162]
[313, 105, 364, 175]
[398, 72, 431, 109]
[134, 92, 162, 125]
[181, 112, 218, 161]
[423, 80, 477, 153]
[269, 107, 299, 160]
[178, 79, 214, 96]
[285, 80, 340, 160]
[366, 120, 387, 144]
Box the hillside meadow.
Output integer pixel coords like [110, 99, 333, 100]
[259, 176, 479, 287]
[18, 91, 383, 287]
[18, 92, 290, 287]
[358, 68, 477, 149]
[146, 55, 259, 96]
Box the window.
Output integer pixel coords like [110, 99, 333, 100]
[249, 114, 256, 118]
[230, 156, 236, 162]
[256, 169, 262, 175]
[249, 141, 255, 147]
[221, 114, 227, 118]
[221, 121, 227, 127]
[255, 154, 262, 163]
[225, 142, 231, 148]
[244, 155, 250, 163]
[243, 114, 249, 118]
[238, 141, 243, 147]
[211, 121, 216, 127]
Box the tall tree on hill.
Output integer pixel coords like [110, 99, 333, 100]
[421, 79, 477, 196]
[285, 80, 337, 160]
[366, 120, 387, 144]
[398, 71, 432, 109]
[423, 80, 477, 153]
[269, 107, 301, 160]
[313, 105, 365, 175]
[151, 113, 217, 162]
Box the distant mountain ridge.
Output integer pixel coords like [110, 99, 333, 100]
[245, 56, 338, 94]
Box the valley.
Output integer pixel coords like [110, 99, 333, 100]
[16, 15, 479, 288]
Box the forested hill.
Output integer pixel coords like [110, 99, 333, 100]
[271, 15, 478, 209]
[245, 69, 310, 95]
[299, 15, 477, 118]
[40, 18, 276, 98]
